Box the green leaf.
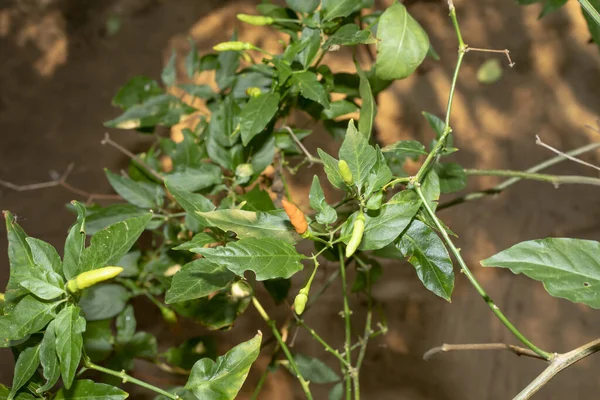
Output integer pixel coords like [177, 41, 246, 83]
[421, 169, 440, 212]
[364, 148, 392, 197]
[477, 59, 503, 84]
[1, 296, 57, 343]
[186, 39, 199, 78]
[63, 202, 87, 280]
[239, 187, 277, 212]
[3, 211, 36, 305]
[322, 0, 362, 21]
[339, 120, 377, 190]
[105, 169, 164, 209]
[309, 176, 337, 225]
[321, 100, 359, 120]
[173, 233, 218, 252]
[178, 84, 215, 100]
[382, 140, 428, 158]
[9, 344, 40, 399]
[165, 164, 222, 192]
[79, 284, 129, 321]
[297, 25, 321, 68]
[240, 93, 280, 146]
[345, 190, 421, 250]
[55, 305, 86, 389]
[294, 354, 340, 383]
[166, 183, 216, 228]
[293, 71, 330, 108]
[434, 162, 467, 194]
[172, 289, 250, 330]
[85, 205, 149, 235]
[54, 380, 128, 400]
[166, 259, 235, 304]
[357, 67, 376, 138]
[162, 50, 177, 86]
[422, 111, 445, 138]
[79, 213, 152, 274]
[185, 333, 261, 399]
[26, 237, 61, 275]
[375, 2, 429, 80]
[83, 319, 114, 363]
[112, 76, 162, 110]
[581, 0, 600, 50]
[263, 278, 291, 305]
[398, 220, 454, 301]
[196, 209, 296, 243]
[286, 0, 320, 13]
[18, 266, 64, 300]
[115, 305, 136, 344]
[197, 238, 305, 281]
[104, 94, 195, 130]
[38, 320, 60, 393]
[329, 382, 344, 400]
[324, 24, 377, 49]
[481, 238, 600, 308]
[165, 336, 217, 370]
[216, 34, 240, 90]
[317, 149, 345, 189]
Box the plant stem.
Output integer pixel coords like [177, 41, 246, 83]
[338, 246, 354, 399]
[83, 356, 179, 399]
[415, 186, 552, 360]
[252, 297, 313, 400]
[438, 142, 600, 210]
[422, 342, 545, 361]
[250, 368, 269, 400]
[354, 257, 373, 373]
[578, 0, 600, 27]
[464, 169, 600, 187]
[514, 338, 600, 399]
[295, 319, 350, 367]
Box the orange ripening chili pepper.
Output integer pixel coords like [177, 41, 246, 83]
[282, 198, 308, 235]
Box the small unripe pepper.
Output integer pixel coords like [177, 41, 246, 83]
[282, 198, 308, 235]
[345, 212, 365, 258]
[338, 160, 354, 186]
[67, 266, 124, 293]
[236, 14, 275, 26]
[246, 87, 262, 97]
[213, 41, 254, 52]
[293, 287, 309, 315]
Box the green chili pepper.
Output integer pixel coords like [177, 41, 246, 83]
[237, 14, 275, 26]
[213, 41, 254, 52]
[293, 287, 310, 315]
[338, 160, 354, 186]
[67, 266, 124, 293]
[346, 212, 365, 258]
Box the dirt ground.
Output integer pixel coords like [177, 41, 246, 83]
[1, 0, 600, 399]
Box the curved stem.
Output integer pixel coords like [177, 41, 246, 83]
[83, 356, 178, 399]
[514, 338, 600, 399]
[415, 186, 552, 360]
[464, 169, 600, 187]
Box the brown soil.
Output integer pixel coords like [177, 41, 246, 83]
[1, 0, 600, 399]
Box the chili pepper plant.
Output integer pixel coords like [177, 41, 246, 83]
[2, 1, 600, 399]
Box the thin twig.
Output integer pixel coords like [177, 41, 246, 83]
[536, 135, 600, 172]
[465, 46, 515, 67]
[514, 338, 600, 399]
[464, 169, 600, 187]
[438, 142, 600, 210]
[101, 132, 164, 181]
[423, 343, 545, 361]
[0, 163, 121, 203]
[282, 126, 322, 166]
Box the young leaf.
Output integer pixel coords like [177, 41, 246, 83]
[317, 149, 345, 189]
[104, 94, 195, 130]
[63, 201, 87, 280]
[9, 344, 41, 399]
[240, 93, 280, 146]
[329, 382, 344, 400]
[286, 0, 319, 13]
[375, 2, 429, 80]
[165, 336, 217, 370]
[161, 50, 177, 86]
[2, 295, 58, 342]
[297, 25, 321, 68]
[38, 320, 60, 393]
[26, 237, 62, 275]
[382, 140, 428, 158]
[185, 333, 261, 399]
[421, 169, 440, 212]
[83, 319, 114, 363]
[481, 238, 600, 308]
[398, 220, 454, 301]
[84, 204, 148, 235]
[111, 76, 162, 110]
[364, 148, 392, 197]
[357, 67, 376, 138]
[116, 305, 136, 344]
[324, 24, 377, 49]
[293, 71, 330, 108]
[173, 233, 218, 252]
[309, 176, 337, 225]
[79, 213, 152, 274]
[238, 187, 277, 212]
[164, 164, 222, 192]
[3, 211, 36, 304]
[322, 0, 363, 21]
[19, 268, 64, 301]
[105, 169, 164, 209]
[338, 120, 377, 190]
[294, 354, 340, 383]
[78, 284, 129, 321]
[54, 305, 86, 389]
[54, 380, 128, 400]
[216, 34, 240, 90]
[165, 259, 235, 304]
[197, 238, 305, 280]
[321, 100, 359, 120]
[434, 162, 467, 194]
[195, 209, 296, 243]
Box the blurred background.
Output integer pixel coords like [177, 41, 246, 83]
[1, 0, 600, 398]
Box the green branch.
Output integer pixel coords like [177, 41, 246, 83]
[338, 246, 354, 399]
[464, 169, 600, 187]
